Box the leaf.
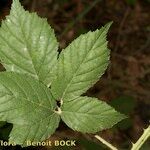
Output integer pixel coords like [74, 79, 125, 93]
[0, 0, 58, 86]
[61, 97, 126, 133]
[0, 72, 60, 146]
[51, 22, 111, 101]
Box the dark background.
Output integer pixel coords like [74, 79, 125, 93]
[0, 0, 150, 149]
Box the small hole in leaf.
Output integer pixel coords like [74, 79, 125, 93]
[54, 106, 62, 115]
[55, 107, 58, 111]
[56, 100, 61, 107]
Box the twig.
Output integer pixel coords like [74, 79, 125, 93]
[95, 135, 118, 150]
[133, 33, 150, 55]
[114, 7, 130, 52]
[131, 125, 150, 150]
[60, 0, 102, 37]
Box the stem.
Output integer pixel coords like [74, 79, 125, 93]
[131, 125, 150, 150]
[95, 135, 118, 150]
[60, 0, 102, 37]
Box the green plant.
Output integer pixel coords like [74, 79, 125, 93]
[0, 1, 149, 149]
[0, 0, 125, 146]
[126, 0, 137, 6]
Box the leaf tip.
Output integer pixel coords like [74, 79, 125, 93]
[104, 21, 113, 31]
[11, 0, 22, 10]
[118, 112, 128, 122]
[12, 0, 20, 5]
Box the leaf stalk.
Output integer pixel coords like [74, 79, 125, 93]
[131, 125, 150, 150]
[95, 135, 118, 150]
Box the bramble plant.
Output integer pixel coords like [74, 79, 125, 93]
[0, 0, 149, 149]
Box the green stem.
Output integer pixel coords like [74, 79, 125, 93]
[95, 135, 118, 150]
[61, 0, 102, 37]
[131, 125, 150, 150]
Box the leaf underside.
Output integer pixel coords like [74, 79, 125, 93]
[0, 0, 58, 86]
[0, 72, 60, 146]
[51, 23, 111, 101]
[61, 97, 126, 133]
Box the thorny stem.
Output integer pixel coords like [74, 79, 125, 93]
[95, 125, 150, 150]
[95, 135, 118, 150]
[131, 125, 150, 150]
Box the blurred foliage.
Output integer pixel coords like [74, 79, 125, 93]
[110, 96, 136, 129]
[110, 96, 136, 115]
[145, 0, 150, 3]
[79, 139, 104, 150]
[52, 145, 71, 150]
[126, 0, 137, 6]
[76, 28, 89, 36]
[0, 124, 14, 150]
[140, 140, 150, 150]
[0, 123, 13, 140]
[55, 0, 70, 5]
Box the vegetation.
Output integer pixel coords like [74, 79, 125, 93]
[0, 0, 149, 149]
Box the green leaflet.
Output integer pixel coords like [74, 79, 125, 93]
[0, 0, 127, 147]
[0, 72, 60, 146]
[0, 0, 58, 86]
[51, 23, 111, 101]
[61, 97, 126, 133]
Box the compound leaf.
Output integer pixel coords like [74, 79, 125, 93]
[61, 97, 126, 133]
[0, 72, 60, 146]
[51, 23, 111, 101]
[0, 0, 58, 86]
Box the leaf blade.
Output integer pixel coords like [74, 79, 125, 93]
[51, 23, 111, 101]
[0, 72, 60, 146]
[61, 97, 126, 133]
[0, 0, 58, 86]
[9, 113, 60, 146]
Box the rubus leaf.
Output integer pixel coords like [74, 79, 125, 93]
[0, 0, 58, 86]
[61, 97, 126, 133]
[51, 23, 111, 101]
[0, 72, 60, 146]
